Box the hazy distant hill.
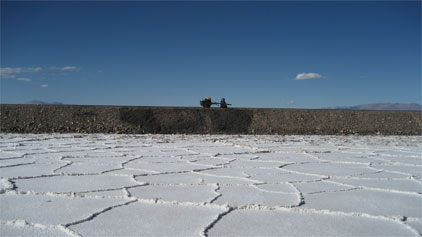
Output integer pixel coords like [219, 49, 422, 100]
[329, 103, 421, 111]
[25, 100, 64, 105]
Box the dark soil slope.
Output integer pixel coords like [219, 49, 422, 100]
[1, 104, 421, 135]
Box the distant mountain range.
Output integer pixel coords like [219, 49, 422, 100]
[328, 103, 421, 111]
[25, 100, 64, 105]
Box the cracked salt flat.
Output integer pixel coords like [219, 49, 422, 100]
[1, 221, 71, 237]
[249, 152, 319, 163]
[0, 163, 63, 179]
[0, 152, 25, 159]
[0, 133, 421, 236]
[254, 183, 298, 193]
[371, 164, 422, 177]
[207, 208, 417, 236]
[14, 175, 142, 193]
[227, 159, 289, 168]
[125, 161, 211, 173]
[249, 171, 325, 183]
[68, 201, 225, 236]
[356, 170, 411, 179]
[0, 194, 127, 225]
[0, 158, 36, 168]
[329, 177, 422, 193]
[128, 184, 219, 203]
[293, 180, 355, 194]
[303, 189, 422, 218]
[81, 189, 127, 198]
[189, 157, 234, 166]
[376, 156, 422, 166]
[212, 185, 300, 207]
[306, 151, 388, 164]
[135, 172, 256, 185]
[283, 162, 381, 177]
[406, 220, 422, 234]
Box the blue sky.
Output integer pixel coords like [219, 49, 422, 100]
[1, 1, 421, 108]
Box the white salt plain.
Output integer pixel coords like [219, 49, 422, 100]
[0, 133, 421, 236]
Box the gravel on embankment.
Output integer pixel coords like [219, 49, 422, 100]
[1, 104, 421, 135]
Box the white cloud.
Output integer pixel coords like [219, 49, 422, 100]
[30, 67, 42, 72]
[0, 67, 42, 80]
[49, 66, 78, 71]
[17, 78, 32, 82]
[0, 67, 23, 74]
[0, 68, 20, 79]
[61, 66, 77, 71]
[287, 100, 295, 105]
[40, 84, 48, 88]
[1, 67, 42, 73]
[294, 72, 323, 80]
[0, 73, 16, 79]
[0, 66, 76, 81]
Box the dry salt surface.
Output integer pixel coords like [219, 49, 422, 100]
[0, 133, 421, 236]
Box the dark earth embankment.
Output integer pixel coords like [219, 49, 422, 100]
[1, 104, 421, 135]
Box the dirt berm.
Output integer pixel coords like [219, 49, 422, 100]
[1, 104, 421, 135]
